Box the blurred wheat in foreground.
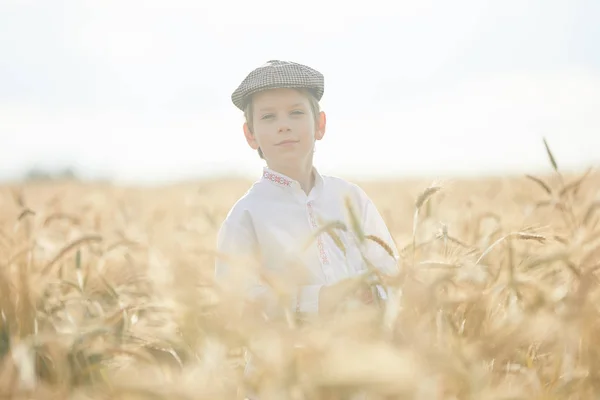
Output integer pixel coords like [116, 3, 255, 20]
[1, 145, 599, 399]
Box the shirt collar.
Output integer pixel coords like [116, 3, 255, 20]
[261, 166, 325, 197]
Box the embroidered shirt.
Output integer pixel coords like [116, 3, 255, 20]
[214, 166, 399, 315]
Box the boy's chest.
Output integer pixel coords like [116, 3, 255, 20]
[249, 197, 366, 281]
[251, 196, 348, 242]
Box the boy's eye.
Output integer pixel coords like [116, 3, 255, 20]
[290, 110, 304, 115]
[260, 114, 275, 120]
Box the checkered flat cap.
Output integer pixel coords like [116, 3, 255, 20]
[231, 60, 325, 110]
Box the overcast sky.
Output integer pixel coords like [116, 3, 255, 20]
[1, 0, 599, 183]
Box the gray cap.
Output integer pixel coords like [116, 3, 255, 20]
[231, 60, 325, 111]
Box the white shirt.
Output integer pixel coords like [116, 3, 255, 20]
[215, 166, 399, 316]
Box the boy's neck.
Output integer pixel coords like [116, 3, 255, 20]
[267, 159, 315, 195]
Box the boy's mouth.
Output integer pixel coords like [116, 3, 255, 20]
[276, 140, 299, 146]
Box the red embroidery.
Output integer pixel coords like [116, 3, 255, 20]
[260, 170, 329, 266]
[262, 170, 292, 187]
[307, 201, 329, 265]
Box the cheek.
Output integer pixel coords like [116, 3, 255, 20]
[295, 119, 316, 135]
[252, 124, 275, 142]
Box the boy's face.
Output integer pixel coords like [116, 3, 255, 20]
[243, 88, 326, 167]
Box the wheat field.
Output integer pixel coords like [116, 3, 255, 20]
[0, 150, 599, 399]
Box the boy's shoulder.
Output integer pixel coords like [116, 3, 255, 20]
[220, 182, 262, 226]
[320, 173, 371, 201]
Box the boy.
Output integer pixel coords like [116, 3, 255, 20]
[215, 59, 398, 320]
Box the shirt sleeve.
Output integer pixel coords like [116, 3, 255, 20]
[215, 216, 270, 304]
[294, 284, 323, 314]
[215, 214, 323, 316]
[357, 188, 400, 300]
[362, 197, 399, 273]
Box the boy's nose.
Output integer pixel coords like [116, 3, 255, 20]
[278, 123, 291, 133]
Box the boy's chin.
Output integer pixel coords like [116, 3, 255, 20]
[266, 151, 309, 164]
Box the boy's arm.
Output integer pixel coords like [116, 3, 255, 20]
[299, 189, 401, 313]
[215, 218, 269, 302]
[294, 285, 323, 314]
[215, 217, 326, 316]
[357, 189, 400, 300]
[362, 197, 399, 273]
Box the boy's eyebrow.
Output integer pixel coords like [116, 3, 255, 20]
[257, 103, 307, 112]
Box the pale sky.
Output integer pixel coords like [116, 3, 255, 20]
[1, 0, 599, 184]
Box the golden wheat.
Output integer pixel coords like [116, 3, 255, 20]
[0, 152, 599, 399]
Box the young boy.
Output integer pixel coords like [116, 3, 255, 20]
[215, 60, 399, 320]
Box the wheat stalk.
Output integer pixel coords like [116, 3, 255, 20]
[0, 144, 597, 399]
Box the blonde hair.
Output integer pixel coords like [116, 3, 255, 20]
[243, 88, 321, 159]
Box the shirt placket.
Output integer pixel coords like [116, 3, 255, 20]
[306, 200, 335, 284]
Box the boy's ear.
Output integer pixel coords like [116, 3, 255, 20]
[315, 111, 326, 141]
[243, 123, 259, 150]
